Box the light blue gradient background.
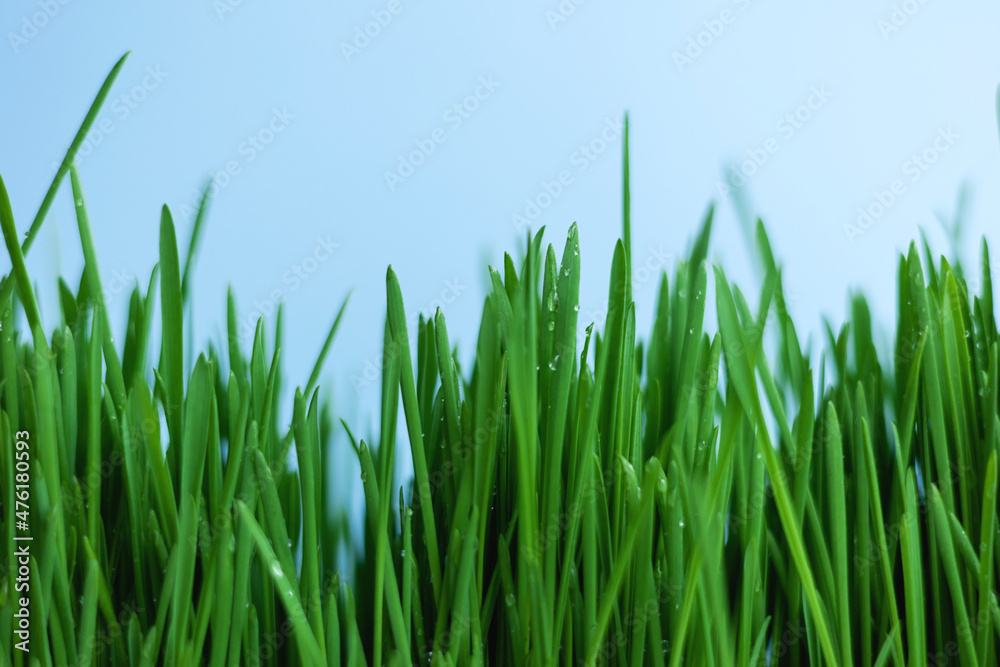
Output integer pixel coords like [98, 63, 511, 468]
[2, 2, 999, 452]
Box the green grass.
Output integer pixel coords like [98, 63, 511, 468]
[1, 53, 999, 666]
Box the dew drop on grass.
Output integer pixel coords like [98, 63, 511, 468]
[547, 321, 555, 331]
[547, 294, 556, 311]
[505, 593, 515, 607]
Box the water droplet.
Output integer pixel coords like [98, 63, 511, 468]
[505, 593, 515, 607]
[547, 321, 555, 331]
[678, 520, 685, 528]
[547, 294, 556, 311]
[573, 304, 580, 312]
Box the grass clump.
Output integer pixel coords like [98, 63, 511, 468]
[2, 53, 1000, 667]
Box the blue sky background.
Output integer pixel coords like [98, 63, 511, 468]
[2, 1, 1000, 514]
